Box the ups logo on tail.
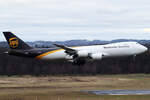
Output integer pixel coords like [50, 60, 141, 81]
[9, 37, 19, 48]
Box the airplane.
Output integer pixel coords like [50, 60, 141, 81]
[3, 31, 148, 65]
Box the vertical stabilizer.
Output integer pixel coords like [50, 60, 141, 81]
[3, 32, 32, 50]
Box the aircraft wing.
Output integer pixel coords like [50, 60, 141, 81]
[53, 44, 77, 55]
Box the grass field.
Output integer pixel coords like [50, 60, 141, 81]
[1, 74, 150, 100]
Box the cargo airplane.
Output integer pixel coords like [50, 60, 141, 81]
[3, 32, 148, 65]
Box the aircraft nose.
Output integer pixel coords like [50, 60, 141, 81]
[141, 45, 148, 52]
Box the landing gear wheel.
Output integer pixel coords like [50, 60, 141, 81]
[72, 59, 86, 66]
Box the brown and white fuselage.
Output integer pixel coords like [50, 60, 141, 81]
[3, 32, 148, 65]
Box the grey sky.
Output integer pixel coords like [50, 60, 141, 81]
[0, 0, 150, 41]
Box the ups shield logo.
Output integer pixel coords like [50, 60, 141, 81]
[9, 37, 19, 48]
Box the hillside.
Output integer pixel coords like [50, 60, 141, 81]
[1, 39, 150, 48]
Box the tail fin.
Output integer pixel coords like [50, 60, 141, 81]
[3, 32, 32, 50]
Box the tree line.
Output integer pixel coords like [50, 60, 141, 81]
[0, 44, 150, 76]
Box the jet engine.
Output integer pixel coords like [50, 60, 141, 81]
[77, 50, 89, 57]
[90, 53, 103, 60]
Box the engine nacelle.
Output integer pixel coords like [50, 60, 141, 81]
[90, 53, 103, 60]
[65, 55, 73, 60]
[77, 50, 89, 57]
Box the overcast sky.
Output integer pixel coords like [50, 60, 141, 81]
[1, 0, 150, 41]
